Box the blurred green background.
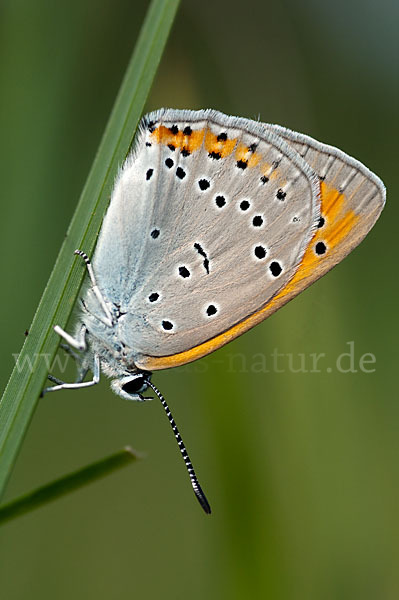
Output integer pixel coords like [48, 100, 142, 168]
[0, 0, 397, 598]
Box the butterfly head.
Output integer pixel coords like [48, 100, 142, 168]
[110, 371, 151, 401]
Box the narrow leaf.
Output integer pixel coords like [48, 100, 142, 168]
[0, 0, 181, 501]
[0, 447, 139, 525]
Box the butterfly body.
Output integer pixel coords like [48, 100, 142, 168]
[78, 109, 384, 377]
[46, 108, 385, 513]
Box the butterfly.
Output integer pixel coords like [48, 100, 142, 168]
[45, 109, 386, 513]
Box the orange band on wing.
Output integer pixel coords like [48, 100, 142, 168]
[151, 125, 205, 154]
[235, 143, 261, 168]
[137, 182, 359, 372]
[205, 130, 237, 158]
[151, 124, 268, 168]
[271, 182, 359, 289]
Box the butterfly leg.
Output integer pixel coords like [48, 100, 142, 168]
[43, 353, 100, 394]
[53, 323, 87, 351]
[74, 249, 113, 327]
[59, 345, 90, 383]
[43, 325, 96, 394]
[59, 343, 80, 363]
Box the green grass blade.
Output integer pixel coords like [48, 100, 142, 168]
[0, 0, 181, 501]
[0, 447, 139, 525]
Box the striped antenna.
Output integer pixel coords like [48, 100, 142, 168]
[145, 379, 211, 515]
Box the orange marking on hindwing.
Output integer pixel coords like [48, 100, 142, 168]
[235, 143, 261, 168]
[151, 125, 205, 154]
[187, 129, 206, 153]
[268, 181, 359, 299]
[151, 125, 241, 158]
[205, 130, 237, 157]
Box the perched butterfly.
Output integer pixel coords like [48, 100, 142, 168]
[45, 109, 386, 513]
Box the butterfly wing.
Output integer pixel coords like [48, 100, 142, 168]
[136, 116, 384, 370]
[91, 109, 321, 369]
[263, 122, 386, 282]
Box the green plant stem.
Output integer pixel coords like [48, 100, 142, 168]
[0, 0, 181, 501]
[0, 447, 139, 525]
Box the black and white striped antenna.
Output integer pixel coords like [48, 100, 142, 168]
[145, 379, 211, 515]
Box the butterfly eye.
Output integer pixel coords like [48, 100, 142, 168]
[122, 375, 146, 395]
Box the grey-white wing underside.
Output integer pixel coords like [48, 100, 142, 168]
[90, 109, 320, 359]
[264, 122, 386, 266]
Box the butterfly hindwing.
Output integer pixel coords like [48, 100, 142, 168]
[138, 117, 385, 371]
[263, 123, 386, 287]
